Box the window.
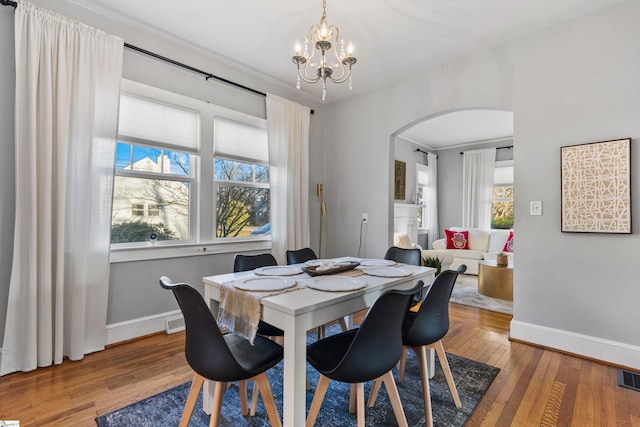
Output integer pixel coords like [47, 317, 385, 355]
[112, 143, 194, 243]
[111, 79, 270, 250]
[491, 160, 514, 229]
[416, 163, 429, 229]
[214, 119, 270, 237]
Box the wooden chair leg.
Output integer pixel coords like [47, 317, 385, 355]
[306, 374, 331, 427]
[355, 382, 365, 427]
[249, 380, 260, 416]
[239, 380, 248, 416]
[416, 346, 433, 427]
[179, 373, 205, 427]
[398, 346, 409, 382]
[253, 372, 282, 427]
[339, 316, 348, 332]
[431, 340, 462, 407]
[367, 378, 382, 407]
[381, 370, 409, 427]
[349, 384, 356, 414]
[209, 381, 226, 427]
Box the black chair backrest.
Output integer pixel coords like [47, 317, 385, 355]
[233, 253, 277, 272]
[329, 281, 423, 383]
[159, 277, 247, 381]
[384, 246, 422, 266]
[403, 267, 464, 346]
[286, 247, 318, 265]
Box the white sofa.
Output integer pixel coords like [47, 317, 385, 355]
[423, 227, 513, 275]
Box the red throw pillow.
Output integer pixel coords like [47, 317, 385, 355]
[503, 231, 514, 252]
[445, 229, 469, 250]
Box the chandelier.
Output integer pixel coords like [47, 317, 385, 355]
[292, 0, 357, 101]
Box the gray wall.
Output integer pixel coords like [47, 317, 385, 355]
[436, 140, 513, 237]
[0, 0, 326, 340]
[0, 6, 16, 346]
[323, 2, 640, 368]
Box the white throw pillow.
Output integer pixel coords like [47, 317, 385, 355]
[393, 233, 414, 249]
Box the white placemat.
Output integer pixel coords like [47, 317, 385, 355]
[233, 277, 297, 291]
[308, 276, 366, 292]
[364, 267, 412, 278]
[358, 259, 396, 267]
[254, 266, 302, 276]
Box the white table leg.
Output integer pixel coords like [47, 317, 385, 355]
[282, 316, 309, 427]
[427, 348, 435, 378]
[203, 286, 217, 415]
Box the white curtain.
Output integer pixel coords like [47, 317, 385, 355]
[426, 153, 439, 247]
[462, 148, 496, 229]
[1, 1, 123, 375]
[266, 94, 311, 265]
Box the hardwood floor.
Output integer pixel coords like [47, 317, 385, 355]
[1, 303, 638, 426]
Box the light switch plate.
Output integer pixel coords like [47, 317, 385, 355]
[530, 201, 542, 216]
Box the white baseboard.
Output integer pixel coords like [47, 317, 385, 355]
[106, 309, 182, 345]
[510, 320, 640, 370]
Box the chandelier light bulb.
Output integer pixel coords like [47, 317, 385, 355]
[294, 40, 302, 56]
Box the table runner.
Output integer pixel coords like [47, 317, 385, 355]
[217, 278, 309, 344]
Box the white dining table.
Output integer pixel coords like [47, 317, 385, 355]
[202, 258, 436, 427]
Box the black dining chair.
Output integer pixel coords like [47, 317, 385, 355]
[384, 246, 424, 304]
[159, 276, 283, 427]
[304, 281, 423, 427]
[233, 253, 285, 338]
[234, 253, 308, 415]
[368, 265, 467, 427]
[285, 247, 318, 265]
[383, 246, 422, 266]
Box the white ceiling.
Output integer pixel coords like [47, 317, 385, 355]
[399, 110, 514, 149]
[70, 0, 621, 146]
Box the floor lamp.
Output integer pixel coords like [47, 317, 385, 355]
[317, 183, 327, 258]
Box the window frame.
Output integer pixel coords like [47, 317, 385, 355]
[110, 79, 272, 262]
[491, 160, 514, 230]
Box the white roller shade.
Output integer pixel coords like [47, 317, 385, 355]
[494, 160, 514, 186]
[215, 118, 269, 163]
[417, 165, 429, 186]
[118, 93, 199, 152]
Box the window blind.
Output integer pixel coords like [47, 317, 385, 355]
[214, 118, 269, 163]
[118, 93, 200, 153]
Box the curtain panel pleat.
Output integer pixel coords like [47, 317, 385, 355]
[426, 153, 439, 247]
[1, 0, 123, 375]
[266, 94, 311, 265]
[462, 148, 496, 230]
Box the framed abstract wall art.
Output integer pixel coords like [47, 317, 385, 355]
[394, 160, 406, 200]
[561, 138, 631, 233]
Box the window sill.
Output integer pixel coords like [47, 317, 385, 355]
[110, 238, 272, 263]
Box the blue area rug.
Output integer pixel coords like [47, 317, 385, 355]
[95, 334, 498, 427]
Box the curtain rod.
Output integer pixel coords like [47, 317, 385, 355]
[123, 43, 268, 98]
[460, 145, 513, 155]
[1, 0, 315, 114]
